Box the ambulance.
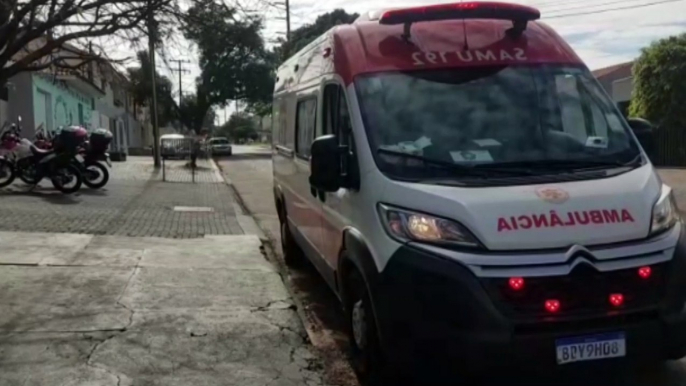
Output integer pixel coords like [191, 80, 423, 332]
[271, 1, 686, 379]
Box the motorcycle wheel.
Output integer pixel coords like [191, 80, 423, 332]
[51, 164, 82, 194]
[18, 164, 40, 185]
[0, 159, 15, 188]
[83, 162, 109, 189]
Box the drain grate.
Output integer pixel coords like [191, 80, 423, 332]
[173, 206, 215, 212]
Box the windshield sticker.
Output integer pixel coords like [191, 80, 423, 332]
[412, 49, 526, 66]
[414, 136, 432, 149]
[473, 138, 501, 147]
[450, 150, 493, 163]
[585, 136, 608, 148]
[497, 209, 635, 232]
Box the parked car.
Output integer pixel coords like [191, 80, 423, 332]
[208, 137, 232, 156]
[271, 1, 682, 383]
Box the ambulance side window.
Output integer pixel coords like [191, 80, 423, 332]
[295, 98, 317, 158]
[323, 84, 352, 142]
[323, 83, 359, 189]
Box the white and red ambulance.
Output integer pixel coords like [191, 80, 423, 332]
[271, 1, 686, 380]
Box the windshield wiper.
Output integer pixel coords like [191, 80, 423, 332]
[377, 148, 537, 176]
[482, 155, 642, 171]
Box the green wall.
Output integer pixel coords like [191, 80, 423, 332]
[32, 74, 93, 131]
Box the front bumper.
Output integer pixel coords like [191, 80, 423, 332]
[212, 147, 232, 155]
[371, 225, 686, 373]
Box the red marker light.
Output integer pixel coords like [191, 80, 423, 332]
[544, 299, 560, 313]
[609, 293, 624, 307]
[638, 266, 652, 279]
[508, 277, 525, 291]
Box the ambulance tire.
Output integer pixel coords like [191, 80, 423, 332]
[279, 207, 305, 268]
[345, 266, 390, 385]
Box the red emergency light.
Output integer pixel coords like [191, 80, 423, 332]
[508, 277, 525, 291]
[544, 299, 560, 313]
[379, 2, 540, 30]
[638, 266, 652, 280]
[609, 293, 624, 307]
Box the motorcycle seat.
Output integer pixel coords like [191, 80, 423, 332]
[30, 145, 52, 156]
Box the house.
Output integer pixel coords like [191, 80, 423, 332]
[592, 61, 634, 116]
[92, 62, 142, 158]
[6, 39, 141, 159]
[7, 67, 103, 139]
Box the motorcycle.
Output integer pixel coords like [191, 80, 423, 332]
[74, 129, 112, 189]
[5, 120, 86, 194]
[0, 120, 22, 188]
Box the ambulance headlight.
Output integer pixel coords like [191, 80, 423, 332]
[378, 204, 481, 248]
[651, 185, 679, 236]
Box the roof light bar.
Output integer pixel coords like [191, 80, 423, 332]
[379, 2, 540, 40]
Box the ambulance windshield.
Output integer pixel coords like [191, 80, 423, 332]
[355, 65, 642, 180]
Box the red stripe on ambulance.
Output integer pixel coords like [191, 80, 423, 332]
[497, 209, 635, 232]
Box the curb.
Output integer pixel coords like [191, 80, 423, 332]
[212, 157, 359, 386]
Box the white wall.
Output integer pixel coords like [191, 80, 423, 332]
[0, 100, 8, 124]
[612, 77, 633, 103]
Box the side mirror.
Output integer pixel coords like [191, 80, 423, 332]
[627, 118, 655, 156]
[310, 135, 341, 192]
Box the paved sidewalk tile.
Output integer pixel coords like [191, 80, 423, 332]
[0, 156, 243, 238]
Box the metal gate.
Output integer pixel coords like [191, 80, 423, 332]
[651, 126, 686, 167]
[161, 137, 194, 182]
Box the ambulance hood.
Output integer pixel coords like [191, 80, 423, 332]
[384, 164, 661, 250]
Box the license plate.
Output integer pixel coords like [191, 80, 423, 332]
[556, 332, 625, 364]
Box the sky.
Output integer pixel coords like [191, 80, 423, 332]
[151, 0, 686, 125]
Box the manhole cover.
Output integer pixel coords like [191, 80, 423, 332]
[173, 206, 215, 212]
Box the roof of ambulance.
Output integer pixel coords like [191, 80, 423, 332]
[276, 4, 584, 87]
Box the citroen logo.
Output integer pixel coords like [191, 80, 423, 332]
[535, 187, 569, 204]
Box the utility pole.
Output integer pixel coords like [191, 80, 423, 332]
[285, 0, 291, 42]
[148, 11, 161, 168]
[169, 59, 190, 105]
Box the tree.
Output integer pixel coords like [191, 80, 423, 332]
[182, 0, 273, 108]
[218, 112, 257, 142]
[0, 0, 177, 86]
[127, 51, 176, 127]
[629, 33, 686, 130]
[276, 9, 358, 61]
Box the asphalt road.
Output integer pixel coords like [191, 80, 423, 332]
[221, 144, 686, 386]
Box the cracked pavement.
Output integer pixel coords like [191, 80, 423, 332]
[0, 231, 326, 386]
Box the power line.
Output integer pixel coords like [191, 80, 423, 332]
[544, 0, 656, 15]
[169, 59, 191, 104]
[546, 0, 684, 18]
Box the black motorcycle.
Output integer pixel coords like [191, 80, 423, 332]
[74, 129, 112, 189]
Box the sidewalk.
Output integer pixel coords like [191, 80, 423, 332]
[0, 155, 329, 386]
[0, 156, 243, 237]
[218, 151, 358, 386]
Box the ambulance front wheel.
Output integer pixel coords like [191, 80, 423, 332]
[344, 265, 389, 385]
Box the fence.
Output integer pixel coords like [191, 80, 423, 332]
[161, 137, 194, 182]
[160, 137, 214, 183]
[650, 127, 686, 167]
